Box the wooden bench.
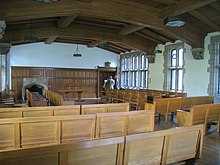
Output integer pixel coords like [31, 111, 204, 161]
[0, 105, 80, 119]
[177, 104, 220, 134]
[81, 103, 129, 114]
[0, 110, 155, 150]
[182, 96, 213, 109]
[95, 110, 154, 138]
[145, 97, 182, 123]
[0, 115, 96, 150]
[0, 125, 203, 165]
[45, 89, 75, 106]
[0, 136, 124, 165]
[124, 124, 203, 165]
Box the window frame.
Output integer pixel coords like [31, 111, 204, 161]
[208, 35, 220, 96]
[120, 52, 148, 89]
[163, 42, 185, 92]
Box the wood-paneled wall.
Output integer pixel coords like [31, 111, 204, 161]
[11, 66, 102, 99]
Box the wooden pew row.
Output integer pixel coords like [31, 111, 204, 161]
[145, 97, 182, 123]
[0, 105, 80, 119]
[182, 96, 214, 109]
[0, 103, 130, 119]
[106, 89, 187, 110]
[45, 89, 74, 106]
[144, 96, 214, 123]
[0, 125, 203, 165]
[26, 89, 48, 107]
[177, 104, 220, 134]
[107, 89, 187, 102]
[125, 124, 203, 165]
[0, 115, 96, 150]
[81, 103, 129, 114]
[0, 110, 154, 150]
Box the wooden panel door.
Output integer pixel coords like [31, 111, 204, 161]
[97, 66, 117, 97]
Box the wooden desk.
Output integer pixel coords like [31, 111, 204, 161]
[58, 89, 83, 101]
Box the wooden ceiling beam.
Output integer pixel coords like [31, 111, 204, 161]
[0, 0, 164, 30]
[57, 15, 77, 28]
[150, 0, 173, 5]
[121, 33, 157, 54]
[44, 35, 58, 44]
[110, 0, 160, 12]
[159, 0, 218, 18]
[118, 24, 145, 35]
[134, 31, 162, 44]
[3, 25, 155, 53]
[87, 40, 103, 48]
[163, 28, 203, 48]
[77, 0, 93, 3]
[109, 44, 128, 52]
[189, 10, 220, 30]
[110, 43, 131, 52]
[209, 2, 220, 12]
[140, 29, 172, 43]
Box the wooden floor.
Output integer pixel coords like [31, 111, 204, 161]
[76, 98, 220, 165]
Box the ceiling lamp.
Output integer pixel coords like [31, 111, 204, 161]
[164, 15, 186, 27]
[73, 44, 82, 57]
[34, 0, 60, 4]
[164, 0, 186, 27]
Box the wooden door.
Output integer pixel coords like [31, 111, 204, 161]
[97, 66, 117, 98]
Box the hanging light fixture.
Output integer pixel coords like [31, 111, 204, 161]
[73, 44, 82, 57]
[164, 1, 186, 27]
[33, 0, 60, 4]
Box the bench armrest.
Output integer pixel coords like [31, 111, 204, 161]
[177, 110, 192, 127]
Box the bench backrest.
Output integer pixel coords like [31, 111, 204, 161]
[168, 97, 182, 113]
[0, 137, 124, 165]
[95, 110, 154, 139]
[191, 104, 209, 125]
[81, 103, 129, 115]
[124, 124, 203, 165]
[0, 125, 203, 165]
[182, 96, 213, 109]
[206, 104, 220, 122]
[0, 115, 96, 150]
[0, 105, 80, 119]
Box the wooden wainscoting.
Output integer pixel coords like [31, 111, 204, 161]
[11, 66, 99, 99]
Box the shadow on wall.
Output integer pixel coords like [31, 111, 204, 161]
[214, 96, 220, 103]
